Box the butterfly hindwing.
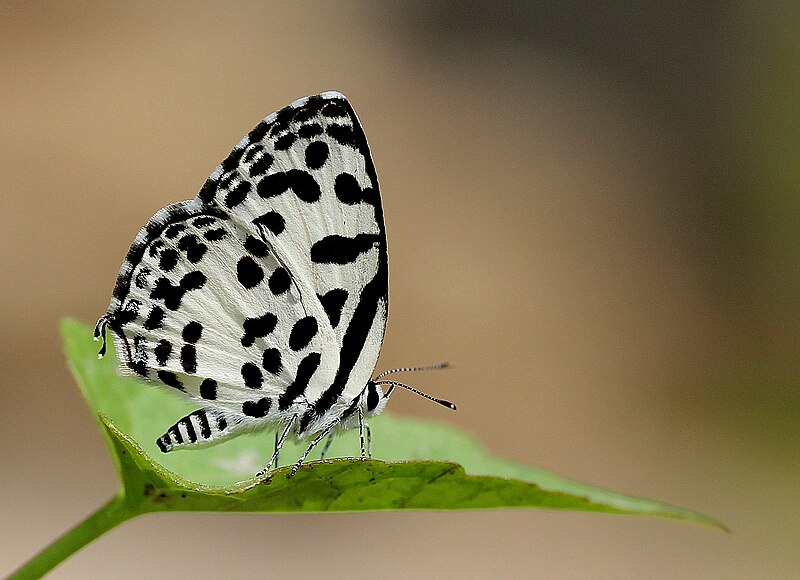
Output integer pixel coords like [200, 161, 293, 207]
[106, 204, 338, 424]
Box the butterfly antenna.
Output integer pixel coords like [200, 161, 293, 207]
[374, 380, 456, 410]
[374, 362, 450, 380]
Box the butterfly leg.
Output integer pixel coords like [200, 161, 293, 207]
[319, 432, 335, 461]
[273, 431, 280, 468]
[358, 407, 367, 461]
[291, 423, 336, 477]
[256, 416, 296, 478]
[366, 423, 372, 459]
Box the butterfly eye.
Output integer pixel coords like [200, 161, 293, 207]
[366, 382, 381, 412]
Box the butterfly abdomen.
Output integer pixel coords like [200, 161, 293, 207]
[156, 408, 232, 452]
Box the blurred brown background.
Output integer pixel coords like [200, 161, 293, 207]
[2, 2, 799, 578]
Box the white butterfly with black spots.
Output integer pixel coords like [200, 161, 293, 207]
[96, 91, 454, 476]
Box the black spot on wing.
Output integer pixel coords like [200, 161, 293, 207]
[319, 288, 348, 328]
[180, 344, 197, 373]
[111, 305, 137, 327]
[144, 220, 161, 237]
[164, 223, 186, 239]
[244, 235, 269, 257]
[304, 141, 329, 169]
[243, 144, 264, 162]
[257, 172, 288, 198]
[298, 123, 322, 138]
[262, 348, 282, 374]
[193, 216, 216, 228]
[269, 121, 289, 138]
[253, 211, 285, 235]
[241, 362, 263, 389]
[334, 173, 376, 206]
[322, 101, 347, 118]
[158, 249, 178, 271]
[249, 154, 273, 177]
[289, 317, 318, 351]
[242, 313, 277, 347]
[144, 306, 165, 330]
[288, 170, 322, 202]
[200, 378, 217, 400]
[155, 339, 172, 365]
[334, 173, 362, 205]
[293, 104, 319, 123]
[274, 133, 296, 150]
[276, 104, 296, 124]
[158, 370, 184, 391]
[326, 124, 356, 147]
[130, 335, 148, 376]
[204, 227, 227, 241]
[224, 181, 251, 208]
[182, 271, 207, 290]
[237, 256, 264, 289]
[177, 234, 207, 263]
[219, 171, 235, 191]
[150, 271, 206, 310]
[182, 321, 203, 343]
[310, 234, 380, 264]
[268, 267, 291, 295]
[242, 397, 271, 418]
[257, 169, 320, 203]
[148, 240, 164, 258]
[278, 352, 321, 410]
[150, 277, 183, 309]
[134, 268, 151, 289]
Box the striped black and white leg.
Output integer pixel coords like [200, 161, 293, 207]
[358, 407, 367, 461]
[319, 432, 335, 461]
[257, 416, 296, 477]
[291, 422, 336, 477]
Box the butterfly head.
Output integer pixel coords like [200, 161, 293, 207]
[365, 363, 457, 416]
[360, 380, 389, 417]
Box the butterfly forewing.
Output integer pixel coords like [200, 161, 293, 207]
[197, 92, 388, 430]
[103, 92, 388, 442]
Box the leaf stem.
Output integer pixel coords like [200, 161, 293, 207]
[8, 494, 136, 580]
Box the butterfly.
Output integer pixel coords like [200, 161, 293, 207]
[95, 91, 454, 477]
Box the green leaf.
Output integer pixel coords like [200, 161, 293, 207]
[12, 320, 725, 579]
[98, 418, 634, 514]
[62, 318, 724, 527]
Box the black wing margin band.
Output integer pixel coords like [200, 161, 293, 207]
[298, 94, 389, 433]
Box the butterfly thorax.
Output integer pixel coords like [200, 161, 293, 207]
[297, 379, 388, 438]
